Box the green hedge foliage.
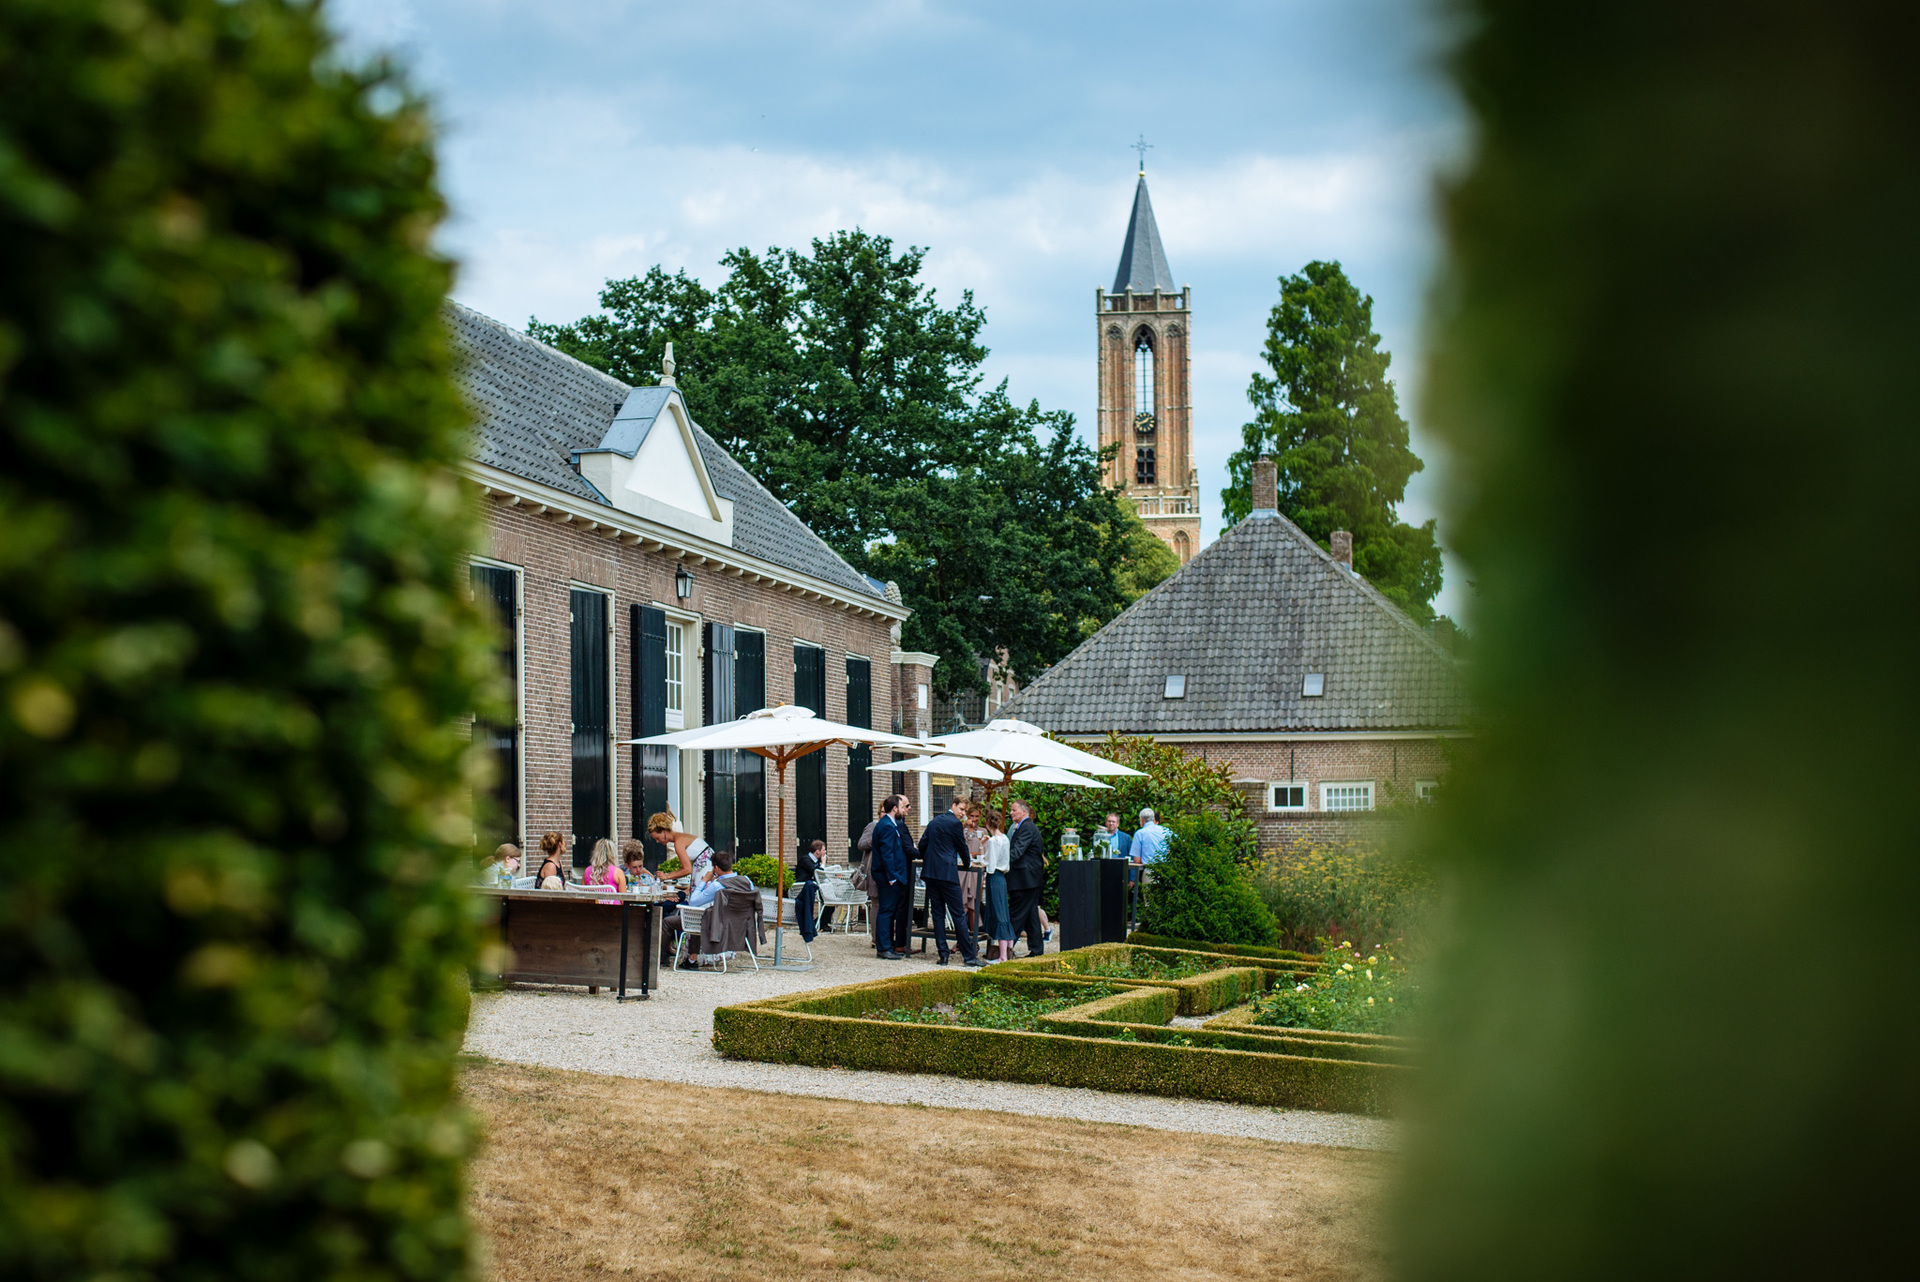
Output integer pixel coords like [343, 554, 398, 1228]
[1125, 931, 1324, 965]
[0, 2, 492, 1278]
[1034, 988, 1413, 1066]
[1136, 812, 1280, 946]
[988, 944, 1280, 1014]
[713, 968, 1404, 1116]
[1401, 0, 1916, 1274]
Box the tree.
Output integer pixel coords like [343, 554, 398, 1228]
[1111, 506, 1181, 608]
[0, 0, 490, 1276]
[1222, 261, 1443, 621]
[533, 233, 1136, 691]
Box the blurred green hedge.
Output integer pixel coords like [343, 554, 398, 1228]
[1402, 0, 1918, 1275]
[1124, 931, 1323, 965]
[0, 1, 495, 1277]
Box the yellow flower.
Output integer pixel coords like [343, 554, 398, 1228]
[1366, 969, 1373, 980]
[1366, 996, 1374, 1005]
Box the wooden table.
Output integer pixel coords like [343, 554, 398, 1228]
[470, 887, 673, 1001]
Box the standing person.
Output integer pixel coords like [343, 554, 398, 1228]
[647, 812, 714, 886]
[889, 796, 919, 955]
[1132, 808, 1171, 866]
[535, 831, 570, 888]
[918, 797, 982, 966]
[1005, 798, 1047, 957]
[982, 809, 1015, 962]
[871, 794, 911, 960]
[1095, 813, 1132, 861]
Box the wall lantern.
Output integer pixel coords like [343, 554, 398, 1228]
[674, 565, 694, 600]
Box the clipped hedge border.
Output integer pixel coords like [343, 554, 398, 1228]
[991, 943, 1301, 1014]
[1037, 987, 1413, 1066]
[713, 963, 1406, 1115]
[1127, 932, 1326, 966]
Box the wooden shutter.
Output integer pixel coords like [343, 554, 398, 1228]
[633, 604, 668, 868]
[794, 644, 827, 853]
[569, 589, 610, 868]
[733, 630, 766, 857]
[845, 656, 872, 859]
[469, 565, 519, 852]
[703, 622, 736, 855]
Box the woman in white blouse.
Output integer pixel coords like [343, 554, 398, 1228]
[982, 808, 1015, 962]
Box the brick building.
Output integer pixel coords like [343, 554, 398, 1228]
[1097, 169, 1202, 565]
[451, 304, 911, 869]
[1001, 459, 1468, 853]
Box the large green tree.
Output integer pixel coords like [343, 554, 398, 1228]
[532, 233, 1155, 691]
[1222, 261, 1443, 621]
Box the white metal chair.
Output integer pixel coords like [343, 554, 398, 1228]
[510, 876, 537, 890]
[672, 902, 761, 973]
[818, 878, 868, 935]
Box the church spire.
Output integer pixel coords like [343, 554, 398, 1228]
[1112, 173, 1176, 295]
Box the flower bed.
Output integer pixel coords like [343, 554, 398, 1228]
[991, 943, 1307, 1015]
[710, 951, 1407, 1115]
[1247, 941, 1413, 1035]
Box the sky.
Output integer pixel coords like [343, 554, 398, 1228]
[330, 0, 1471, 620]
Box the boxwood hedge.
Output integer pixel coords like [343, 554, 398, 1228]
[712, 956, 1406, 1115]
[992, 944, 1308, 1014]
[0, 2, 491, 1278]
[1126, 931, 1325, 965]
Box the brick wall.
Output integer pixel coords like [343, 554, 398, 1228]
[1146, 735, 1459, 854]
[479, 494, 898, 869]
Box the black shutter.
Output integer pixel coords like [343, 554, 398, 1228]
[733, 630, 766, 857]
[470, 565, 519, 852]
[845, 656, 872, 859]
[703, 622, 736, 856]
[795, 644, 827, 850]
[633, 604, 668, 869]
[569, 589, 610, 869]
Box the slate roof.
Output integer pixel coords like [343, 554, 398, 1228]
[1111, 174, 1177, 295]
[1002, 510, 1468, 734]
[448, 301, 884, 599]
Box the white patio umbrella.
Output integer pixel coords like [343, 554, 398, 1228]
[626, 704, 917, 968]
[870, 753, 1113, 790]
[912, 718, 1142, 828]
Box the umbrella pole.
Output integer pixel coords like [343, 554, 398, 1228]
[773, 753, 788, 966]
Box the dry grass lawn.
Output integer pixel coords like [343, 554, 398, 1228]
[463, 1057, 1390, 1282]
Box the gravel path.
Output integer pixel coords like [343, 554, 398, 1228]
[464, 927, 1395, 1151]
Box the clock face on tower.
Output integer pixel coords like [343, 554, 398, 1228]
[1097, 170, 1201, 563]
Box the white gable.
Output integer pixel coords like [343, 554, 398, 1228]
[573, 390, 734, 545]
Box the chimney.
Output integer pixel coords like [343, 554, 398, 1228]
[1330, 529, 1353, 567]
[1433, 617, 1456, 652]
[1250, 457, 1278, 514]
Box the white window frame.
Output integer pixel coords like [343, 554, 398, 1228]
[1320, 781, 1376, 813]
[658, 603, 705, 835]
[1266, 781, 1308, 813]
[1415, 779, 1440, 804]
[663, 619, 686, 730]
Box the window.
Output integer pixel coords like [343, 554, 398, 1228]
[917, 682, 929, 710]
[1268, 782, 1307, 812]
[1321, 781, 1375, 812]
[1302, 672, 1325, 697]
[664, 621, 684, 729]
[1415, 779, 1440, 804]
[1133, 332, 1155, 423]
[1163, 674, 1186, 699]
[1136, 445, 1156, 485]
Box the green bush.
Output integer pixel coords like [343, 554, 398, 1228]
[1137, 812, 1279, 947]
[1250, 941, 1413, 1035]
[714, 971, 1405, 1115]
[732, 853, 791, 892]
[0, 2, 491, 1277]
[1250, 839, 1434, 953]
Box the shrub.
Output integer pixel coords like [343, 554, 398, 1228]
[733, 853, 791, 892]
[1251, 941, 1414, 1035]
[0, 2, 489, 1277]
[1137, 812, 1279, 947]
[1250, 839, 1434, 953]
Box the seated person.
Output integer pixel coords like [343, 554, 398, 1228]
[620, 839, 653, 888]
[534, 831, 570, 887]
[478, 842, 520, 886]
[794, 838, 830, 937]
[679, 850, 752, 968]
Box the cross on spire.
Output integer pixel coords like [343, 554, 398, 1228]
[1132, 134, 1153, 174]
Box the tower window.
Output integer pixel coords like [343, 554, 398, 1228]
[1133, 332, 1155, 426]
[1135, 446, 1156, 485]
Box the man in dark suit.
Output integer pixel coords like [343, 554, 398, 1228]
[918, 797, 982, 966]
[870, 794, 911, 960]
[1006, 798, 1047, 957]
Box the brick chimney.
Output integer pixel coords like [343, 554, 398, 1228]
[1250, 456, 1278, 514]
[1330, 529, 1353, 567]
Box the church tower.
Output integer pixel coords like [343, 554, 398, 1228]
[1097, 170, 1201, 564]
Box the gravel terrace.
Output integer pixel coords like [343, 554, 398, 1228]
[464, 925, 1395, 1151]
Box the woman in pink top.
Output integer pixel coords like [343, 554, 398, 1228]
[581, 838, 627, 902]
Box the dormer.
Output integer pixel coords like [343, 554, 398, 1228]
[571, 381, 734, 546]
